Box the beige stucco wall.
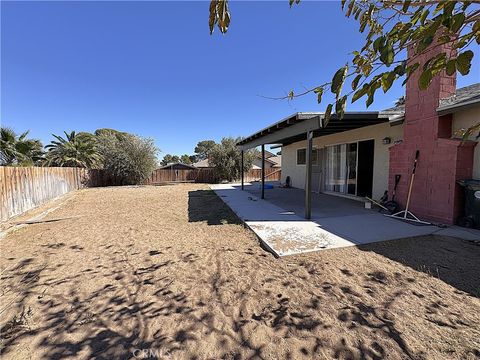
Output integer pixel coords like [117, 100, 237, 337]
[281, 122, 404, 199]
[452, 106, 480, 179]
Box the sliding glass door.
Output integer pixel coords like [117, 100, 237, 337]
[325, 143, 358, 195]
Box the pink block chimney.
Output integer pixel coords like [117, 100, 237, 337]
[388, 38, 476, 224]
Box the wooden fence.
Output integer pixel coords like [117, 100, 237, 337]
[0, 167, 88, 222]
[1, 166, 281, 222]
[143, 168, 281, 185]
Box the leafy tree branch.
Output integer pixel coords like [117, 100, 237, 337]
[209, 0, 480, 138]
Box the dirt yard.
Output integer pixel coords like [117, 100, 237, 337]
[0, 184, 479, 360]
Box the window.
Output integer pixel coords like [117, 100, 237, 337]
[297, 149, 306, 165]
[296, 148, 318, 165]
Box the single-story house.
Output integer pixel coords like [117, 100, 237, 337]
[191, 158, 213, 169]
[193, 152, 281, 170]
[237, 41, 479, 225]
[158, 162, 197, 171]
[252, 150, 281, 169]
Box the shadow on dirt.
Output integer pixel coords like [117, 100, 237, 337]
[187, 190, 241, 226]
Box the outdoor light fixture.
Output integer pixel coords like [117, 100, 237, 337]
[382, 137, 392, 144]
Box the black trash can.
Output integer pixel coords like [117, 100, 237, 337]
[457, 179, 480, 229]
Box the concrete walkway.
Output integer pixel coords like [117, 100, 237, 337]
[210, 183, 480, 257]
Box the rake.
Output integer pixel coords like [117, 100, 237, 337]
[385, 150, 431, 225]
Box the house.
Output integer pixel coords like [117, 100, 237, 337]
[192, 158, 213, 169]
[158, 162, 196, 171]
[193, 152, 281, 170]
[252, 150, 281, 169]
[237, 40, 479, 225]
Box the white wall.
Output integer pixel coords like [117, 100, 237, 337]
[452, 107, 480, 179]
[281, 122, 404, 199]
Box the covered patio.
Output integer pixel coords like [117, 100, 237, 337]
[210, 182, 480, 256]
[237, 111, 402, 219]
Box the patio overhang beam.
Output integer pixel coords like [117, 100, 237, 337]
[277, 117, 392, 147]
[237, 111, 401, 150]
[238, 114, 322, 150]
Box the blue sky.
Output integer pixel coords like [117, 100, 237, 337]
[2, 1, 479, 157]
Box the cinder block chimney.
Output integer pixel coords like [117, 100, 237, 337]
[388, 37, 476, 224]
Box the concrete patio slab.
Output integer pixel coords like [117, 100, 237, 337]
[247, 221, 354, 256]
[210, 182, 480, 257]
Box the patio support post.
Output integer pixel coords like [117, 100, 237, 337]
[241, 150, 244, 190]
[305, 130, 313, 219]
[261, 144, 265, 199]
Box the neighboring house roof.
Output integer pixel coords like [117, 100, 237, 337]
[383, 83, 480, 115]
[264, 150, 276, 158]
[193, 155, 280, 169]
[268, 155, 282, 168]
[158, 162, 196, 170]
[192, 158, 212, 168]
[437, 83, 480, 115]
[256, 154, 277, 165]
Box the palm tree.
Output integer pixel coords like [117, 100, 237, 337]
[0, 127, 44, 166]
[45, 131, 101, 168]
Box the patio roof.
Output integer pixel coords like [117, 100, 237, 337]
[237, 111, 403, 150]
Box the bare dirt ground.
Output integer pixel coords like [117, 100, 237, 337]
[0, 184, 479, 360]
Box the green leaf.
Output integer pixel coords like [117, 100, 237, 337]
[313, 87, 323, 104]
[373, 36, 385, 53]
[366, 81, 380, 108]
[394, 62, 406, 76]
[456, 50, 474, 75]
[474, 20, 480, 44]
[446, 59, 456, 76]
[324, 104, 333, 126]
[416, 35, 434, 53]
[331, 65, 348, 98]
[443, 1, 455, 16]
[380, 42, 394, 66]
[420, 9, 430, 25]
[418, 69, 433, 90]
[366, 91, 375, 108]
[335, 95, 347, 119]
[381, 72, 395, 93]
[351, 74, 362, 91]
[352, 84, 368, 103]
[402, 0, 411, 13]
[450, 13, 465, 33]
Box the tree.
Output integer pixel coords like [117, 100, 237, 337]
[97, 132, 158, 185]
[160, 154, 180, 166]
[209, 137, 256, 182]
[180, 154, 192, 164]
[44, 131, 100, 168]
[0, 127, 44, 166]
[209, 0, 479, 137]
[194, 140, 216, 160]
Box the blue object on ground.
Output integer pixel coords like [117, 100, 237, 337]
[263, 184, 274, 189]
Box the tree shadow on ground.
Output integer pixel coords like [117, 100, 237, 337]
[188, 190, 242, 225]
[1, 229, 479, 359]
[357, 235, 480, 298]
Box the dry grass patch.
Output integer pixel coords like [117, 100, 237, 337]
[0, 184, 479, 359]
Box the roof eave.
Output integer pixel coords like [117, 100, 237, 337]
[437, 98, 480, 116]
